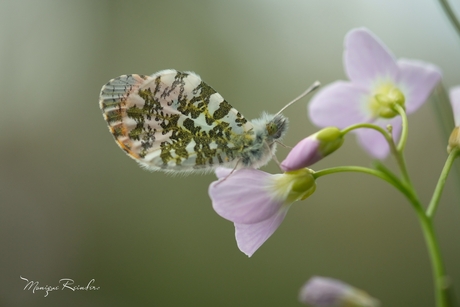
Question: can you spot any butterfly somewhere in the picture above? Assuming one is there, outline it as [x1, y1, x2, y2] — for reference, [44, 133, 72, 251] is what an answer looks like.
[99, 69, 318, 174]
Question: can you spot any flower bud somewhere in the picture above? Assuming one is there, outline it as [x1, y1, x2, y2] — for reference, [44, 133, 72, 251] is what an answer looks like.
[273, 168, 316, 203]
[449, 86, 460, 127]
[281, 127, 344, 171]
[448, 87, 460, 154]
[447, 127, 460, 154]
[299, 276, 380, 307]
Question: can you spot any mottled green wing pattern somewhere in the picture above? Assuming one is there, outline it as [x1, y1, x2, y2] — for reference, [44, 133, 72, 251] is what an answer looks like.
[99, 69, 256, 172]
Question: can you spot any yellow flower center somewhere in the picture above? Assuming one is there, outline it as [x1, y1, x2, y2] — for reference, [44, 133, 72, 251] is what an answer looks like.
[368, 83, 405, 118]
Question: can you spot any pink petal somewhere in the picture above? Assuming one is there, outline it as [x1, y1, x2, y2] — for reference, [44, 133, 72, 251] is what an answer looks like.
[299, 277, 352, 306]
[354, 116, 402, 159]
[209, 168, 284, 224]
[281, 136, 321, 171]
[215, 167, 233, 179]
[450, 86, 460, 126]
[308, 81, 372, 128]
[299, 277, 380, 307]
[396, 59, 442, 114]
[344, 28, 398, 88]
[234, 207, 289, 257]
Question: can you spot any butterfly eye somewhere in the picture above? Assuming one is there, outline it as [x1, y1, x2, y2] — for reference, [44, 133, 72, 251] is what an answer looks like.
[266, 122, 279, 137]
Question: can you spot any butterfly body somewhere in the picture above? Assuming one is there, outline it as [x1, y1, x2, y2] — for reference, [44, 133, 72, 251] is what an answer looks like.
[99, 69, 288, 173]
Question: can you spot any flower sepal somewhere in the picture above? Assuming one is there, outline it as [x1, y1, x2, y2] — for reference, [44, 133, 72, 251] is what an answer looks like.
[448, 127, 460, 154]
[316, 127, 344, 156]
[276, 168, 316, 202]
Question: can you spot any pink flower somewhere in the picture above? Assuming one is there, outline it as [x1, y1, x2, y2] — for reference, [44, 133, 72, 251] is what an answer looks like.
[281, 127, 344, 171]
[448, 86, 460, 153]
[299, 276, 380, 307]
[308, 28, 442, 159]
[208, 168, 316, 257]
[449, 86, 460, 127]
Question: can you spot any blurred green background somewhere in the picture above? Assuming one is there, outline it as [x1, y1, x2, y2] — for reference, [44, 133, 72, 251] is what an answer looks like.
[1, 1, 459, 306]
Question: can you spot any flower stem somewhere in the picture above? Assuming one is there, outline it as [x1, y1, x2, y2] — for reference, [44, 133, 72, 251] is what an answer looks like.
[313, 166, 409, 197]
[415, 203, 450, 307]
[314, 163, 451, 307]
[390, 148, 452, 307]
[394, 104, 408, 152]
[341, 122, 399, 155]
[388, 104, 415, 186]
[394, 150, 412, 186]
[427, 148, 460, 218]
[438, 0, 460, 39]
[389, 134, 450, 307]
[341, 123, 392, 142]
[313, 165, 386, 179]
[373, 161, 407, 194]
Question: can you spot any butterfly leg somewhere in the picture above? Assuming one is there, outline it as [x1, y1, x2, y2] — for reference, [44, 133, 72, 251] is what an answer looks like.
[271, 152, 283, 170]
[265, 141, 285, 171]
[275, 140, 292, 149]
[215, 159, 241, 185]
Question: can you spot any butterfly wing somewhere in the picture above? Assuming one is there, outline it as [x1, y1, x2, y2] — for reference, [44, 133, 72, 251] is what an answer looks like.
[99, 69, 254, 172]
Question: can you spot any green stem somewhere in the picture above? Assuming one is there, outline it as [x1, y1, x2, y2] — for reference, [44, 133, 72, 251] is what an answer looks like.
[373, 161, 407, 194]
[394, 151, 412, 186]
[416, 204, 450, 307]
[391, 164, 449, 307]
[389, 104, 413, 185]
[341, 123, 391, 142]
[394, 104, 409, 152]
[341, 122, 400, 157]
[438, 0, 460, 39]
[427, 148, 460, 218]
[314, 164, 450, 307]
[341, 122, 405, 161]
[386, 153, 450, 307]
[313, 166, 410, 199]
[314, 165, 386, 179]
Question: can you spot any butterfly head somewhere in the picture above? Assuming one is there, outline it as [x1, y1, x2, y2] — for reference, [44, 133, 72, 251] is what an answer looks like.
[265, 113, 289, 141]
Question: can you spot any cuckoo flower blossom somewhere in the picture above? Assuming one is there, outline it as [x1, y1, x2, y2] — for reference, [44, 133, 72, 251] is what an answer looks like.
[299, 276, 380, 307]
[208, 167, 316, 257]
[308, 28, 442, 159]
[448, 86, 460, 153]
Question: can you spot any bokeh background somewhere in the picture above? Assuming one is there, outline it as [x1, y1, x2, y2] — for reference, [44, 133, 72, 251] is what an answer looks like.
[1, 1, 459, 306]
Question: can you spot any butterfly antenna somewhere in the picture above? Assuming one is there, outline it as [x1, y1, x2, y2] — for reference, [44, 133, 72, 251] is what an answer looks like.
[275, 81, 321, 116]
